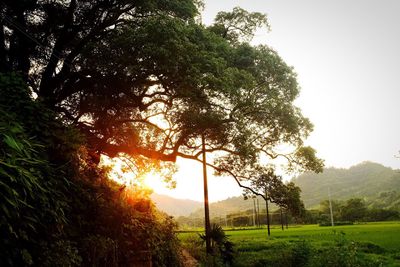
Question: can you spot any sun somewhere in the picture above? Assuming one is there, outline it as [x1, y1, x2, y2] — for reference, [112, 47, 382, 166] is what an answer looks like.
[141, 172, 164, 191]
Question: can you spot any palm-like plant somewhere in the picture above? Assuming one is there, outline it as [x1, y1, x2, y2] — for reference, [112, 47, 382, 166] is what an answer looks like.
[200, 224, 234, 266]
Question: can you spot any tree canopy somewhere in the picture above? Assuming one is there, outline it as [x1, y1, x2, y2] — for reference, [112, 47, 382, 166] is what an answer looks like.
[1, 0, 322, 182]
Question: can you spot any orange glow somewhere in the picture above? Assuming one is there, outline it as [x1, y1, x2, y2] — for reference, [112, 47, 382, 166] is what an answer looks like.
[141, 172, 162, 192]
[102, 154, 243, 202]
[101, 155, 171, 194]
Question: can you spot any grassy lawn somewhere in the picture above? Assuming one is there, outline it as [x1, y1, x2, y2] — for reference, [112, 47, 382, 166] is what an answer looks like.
[179, 222, 400, 266]
[226, 222, 400, 250]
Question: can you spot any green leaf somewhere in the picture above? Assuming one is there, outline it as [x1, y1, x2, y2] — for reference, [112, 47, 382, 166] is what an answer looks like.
[3, 134, 22, 152]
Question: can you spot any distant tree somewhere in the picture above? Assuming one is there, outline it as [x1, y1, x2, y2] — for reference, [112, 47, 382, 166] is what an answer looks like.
[240, 167, 306, 236]
[340, 198, 367, 222]
[249, 169, 285, 236]
[319, 199, 342, 222]
[366, 209, 399, 221]
[279, 182, 305, 227]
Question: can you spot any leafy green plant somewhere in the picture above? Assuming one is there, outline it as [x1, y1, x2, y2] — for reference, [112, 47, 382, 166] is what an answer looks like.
[200, 224, 235, 266]
[0, 73, 75, 266]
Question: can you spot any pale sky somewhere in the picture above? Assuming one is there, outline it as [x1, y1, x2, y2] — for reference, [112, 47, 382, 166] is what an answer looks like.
[147, 0, 400, 202]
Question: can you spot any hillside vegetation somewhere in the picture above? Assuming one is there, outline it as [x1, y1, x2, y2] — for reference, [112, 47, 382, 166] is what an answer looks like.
[293, 162, 400, 209]
[151, 193, 203, 217]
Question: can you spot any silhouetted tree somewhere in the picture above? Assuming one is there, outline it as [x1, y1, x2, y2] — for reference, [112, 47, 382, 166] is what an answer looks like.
[1, 1, 322, 176]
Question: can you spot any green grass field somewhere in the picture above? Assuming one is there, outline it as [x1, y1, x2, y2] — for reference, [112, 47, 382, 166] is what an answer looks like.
[179, 222, 400, 266]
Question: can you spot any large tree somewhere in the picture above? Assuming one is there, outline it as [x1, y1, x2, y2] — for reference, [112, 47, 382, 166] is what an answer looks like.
[1, 1, 322, 181]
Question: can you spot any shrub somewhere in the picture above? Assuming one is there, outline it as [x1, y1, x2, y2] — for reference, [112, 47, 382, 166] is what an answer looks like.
[0, 104, 72, 265]
[310, 231, 379, 267]
[356, 241, 386, 254]
[290, 240, 312, 267]
[199, 224, 235, 266]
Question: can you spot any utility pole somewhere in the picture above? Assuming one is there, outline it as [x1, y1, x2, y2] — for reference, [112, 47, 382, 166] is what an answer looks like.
[285, 211, 288, 229]
[253, 198, 257, 227]
[202, 134, 211, 253]
[257, 198, 260, 228]
[328, 187, 334, 227]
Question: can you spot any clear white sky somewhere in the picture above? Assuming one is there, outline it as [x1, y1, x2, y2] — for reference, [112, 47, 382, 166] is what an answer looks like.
[147, 0, 400, 202]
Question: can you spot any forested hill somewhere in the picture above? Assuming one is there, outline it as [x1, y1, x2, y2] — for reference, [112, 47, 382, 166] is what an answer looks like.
[151, 193, 250, 217]
[293, 161, 400, 208]
[188, 196, 271, 218]
[151, 193, 271, 218]
[151, 193, 202, 216]
[153, 162, 400, 217]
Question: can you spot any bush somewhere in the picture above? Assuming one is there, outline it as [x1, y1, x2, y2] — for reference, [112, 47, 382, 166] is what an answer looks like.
[309, 231, 380, 267]
[0, 75, 73, 265]
[291, 240, 312, 267]
[68, 160, 184, 267]
[193, 224, 235, 266]
[356, 241, 386, 254]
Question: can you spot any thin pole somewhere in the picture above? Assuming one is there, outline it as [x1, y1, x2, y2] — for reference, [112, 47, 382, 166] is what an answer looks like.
[257, 198, 260, 228]
[285, 211, 288, 229]
[253, 198, 257, 227]
[328, 187, 334, 227]
[202, 134, 211, 253]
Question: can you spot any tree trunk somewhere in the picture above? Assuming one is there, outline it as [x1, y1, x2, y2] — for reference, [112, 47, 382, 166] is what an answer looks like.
[280, 208, 284, 230]
[202, 134, 211, 254]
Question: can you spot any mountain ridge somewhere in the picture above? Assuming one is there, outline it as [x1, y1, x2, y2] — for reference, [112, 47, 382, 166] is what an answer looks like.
[151, 161, 400, 217]
[151, 193, 203, 216]
[293, 161, 400, 208]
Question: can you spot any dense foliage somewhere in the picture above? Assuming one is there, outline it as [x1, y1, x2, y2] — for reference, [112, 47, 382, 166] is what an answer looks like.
[319, 198, 399, 223]
[0, 73, 77, 266]
[0, 73, 182, 266]
[301, 197, 399, 225]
